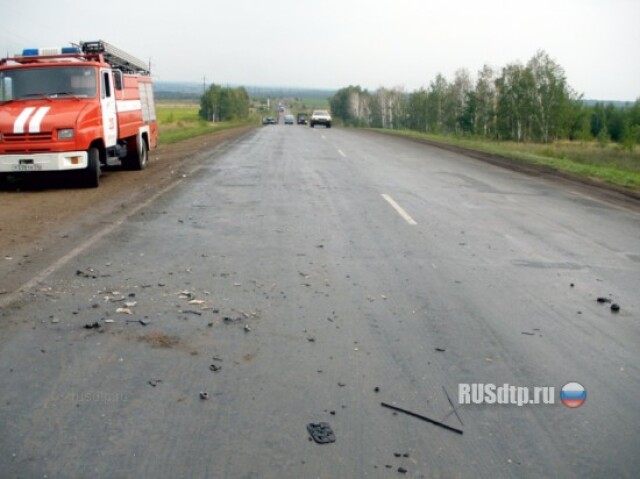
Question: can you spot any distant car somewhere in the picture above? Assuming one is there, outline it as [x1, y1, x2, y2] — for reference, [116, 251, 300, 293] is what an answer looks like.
[310, 110, 332, 128]
[297, 113, 307, 125]
[284, 114, 295, 125]
[262, 117, 277, 125]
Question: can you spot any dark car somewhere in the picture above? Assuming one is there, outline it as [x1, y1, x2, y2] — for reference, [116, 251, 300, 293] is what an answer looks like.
[297, 113, 307, 125]
[262, 117, 277, 125]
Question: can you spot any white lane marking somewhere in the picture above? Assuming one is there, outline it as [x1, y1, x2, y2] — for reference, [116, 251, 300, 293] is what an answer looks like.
[14, 107, 36, 133]
[29, 106, 50, 133]
[381, 194, 418, 225]
[338, 149, 346, 157]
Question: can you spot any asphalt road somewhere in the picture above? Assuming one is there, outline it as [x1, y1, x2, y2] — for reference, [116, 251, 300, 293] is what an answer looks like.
[1, 124, 639, 478]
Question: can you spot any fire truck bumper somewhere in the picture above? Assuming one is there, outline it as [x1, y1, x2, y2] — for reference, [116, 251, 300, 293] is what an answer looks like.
[0, 151, 88, 172]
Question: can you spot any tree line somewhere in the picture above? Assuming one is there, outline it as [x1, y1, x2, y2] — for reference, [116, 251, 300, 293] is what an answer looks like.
[199, 84, 250, 121]
[329, 50, 640, 147]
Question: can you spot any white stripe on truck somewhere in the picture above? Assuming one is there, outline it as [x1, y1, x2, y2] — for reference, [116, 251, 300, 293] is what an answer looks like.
[116, 100, 142, 113]
[13, 107, 36, 134]
[28, 107, 50, 133]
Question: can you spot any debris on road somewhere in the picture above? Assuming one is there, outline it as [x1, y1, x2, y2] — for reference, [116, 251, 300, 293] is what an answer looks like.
[521, 332, 535, 336]
[374, 387, 380, 393]
[307, 422, 336, 444]
[200, 391, 209, 400]
[116, 307, 134, 315]
[597, 297, 612, 304]
[181, 310, 202, 316]
[398, 467, 408, 474]
[84, 322, 100, 329]
[611, 303, 620, 312]
[148, 379, 162, 387]
[76, 268, 99, 279]
[435, 347, 446, 352]
[126, 319, 149, 326]
[381, 402, 464, 435]
[442, 386, 464, 426]
[244, 324, 251, 332]
[178, 291, 194, 300]
[209, 363, 222, 372]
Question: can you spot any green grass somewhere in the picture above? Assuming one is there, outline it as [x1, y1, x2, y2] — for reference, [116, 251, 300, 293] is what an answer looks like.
[373, 129, 640, 191]
[156, 103, 256, 145]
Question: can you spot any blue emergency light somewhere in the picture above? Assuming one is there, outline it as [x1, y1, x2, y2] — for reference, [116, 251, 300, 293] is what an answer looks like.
[22, 46, 81, 56]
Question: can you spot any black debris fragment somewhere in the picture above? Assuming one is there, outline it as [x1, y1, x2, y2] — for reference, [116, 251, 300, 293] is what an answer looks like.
[223, 316, 242, 323]
[307, 422, 336, 444]
[381, 402, 463, 435]
[398, 467, 408, 474]
[394, 453, 402, 458]
[338, 382, 346, 387]
[209, 364, 222, 372]
[307, 337, 316, 342]
[84, 322, 100, 329]
[611, 303, 620, 312]
[435, 347, 446, 352]
[200, 391, 209, 400]
[148, 379, 162, 387]
[76, 268, 99, 279]
[597, 297, 612, 304]
[126, 319, 149, 326]
[374, 387, 380, 393]
[521, 332, 535, 336]
[181, 310, 202, 316]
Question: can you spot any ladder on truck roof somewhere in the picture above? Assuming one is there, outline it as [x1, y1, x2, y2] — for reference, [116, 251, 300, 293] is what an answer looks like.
[80, 40, 150, 75]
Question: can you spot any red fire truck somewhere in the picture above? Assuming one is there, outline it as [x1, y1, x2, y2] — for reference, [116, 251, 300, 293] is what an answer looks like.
[0, 40, 157, 187]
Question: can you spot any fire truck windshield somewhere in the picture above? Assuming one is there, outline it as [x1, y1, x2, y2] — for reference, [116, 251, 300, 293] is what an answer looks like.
[0, 66, 97, 102]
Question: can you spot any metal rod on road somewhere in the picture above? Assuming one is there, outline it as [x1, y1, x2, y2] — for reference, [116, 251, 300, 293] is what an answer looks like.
[381, 402, 464, 435]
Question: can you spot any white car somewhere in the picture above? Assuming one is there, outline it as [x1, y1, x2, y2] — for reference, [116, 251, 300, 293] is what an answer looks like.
[310, 110, 332, 128]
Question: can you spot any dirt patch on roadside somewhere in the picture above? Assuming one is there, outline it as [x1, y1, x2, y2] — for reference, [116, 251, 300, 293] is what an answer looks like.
[0, 126, 255, 296]
[139, 330, 180, 349]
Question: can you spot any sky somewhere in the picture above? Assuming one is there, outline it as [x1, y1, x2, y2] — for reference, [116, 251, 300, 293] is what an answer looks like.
[2, 0, 638, 101]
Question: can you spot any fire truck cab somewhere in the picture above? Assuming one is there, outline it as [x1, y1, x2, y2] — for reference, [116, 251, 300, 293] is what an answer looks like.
[0, 40, 157, 187]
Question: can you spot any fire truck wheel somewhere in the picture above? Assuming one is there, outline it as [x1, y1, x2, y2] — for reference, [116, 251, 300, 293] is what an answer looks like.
[82, 147, 101, 188]
[124, 138, 148, 170]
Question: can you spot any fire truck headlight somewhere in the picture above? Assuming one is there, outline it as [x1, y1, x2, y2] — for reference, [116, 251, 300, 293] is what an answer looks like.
[58, 129, 75, 139]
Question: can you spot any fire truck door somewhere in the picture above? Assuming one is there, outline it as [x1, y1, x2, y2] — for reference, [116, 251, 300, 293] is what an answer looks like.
[100, 69, 117, 148]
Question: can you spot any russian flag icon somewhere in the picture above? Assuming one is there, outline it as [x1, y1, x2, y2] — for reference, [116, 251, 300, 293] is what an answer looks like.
[561, 382, 586, 408]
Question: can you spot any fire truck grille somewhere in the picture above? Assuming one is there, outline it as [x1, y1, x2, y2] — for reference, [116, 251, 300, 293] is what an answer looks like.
[4, 132, 54, 142]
